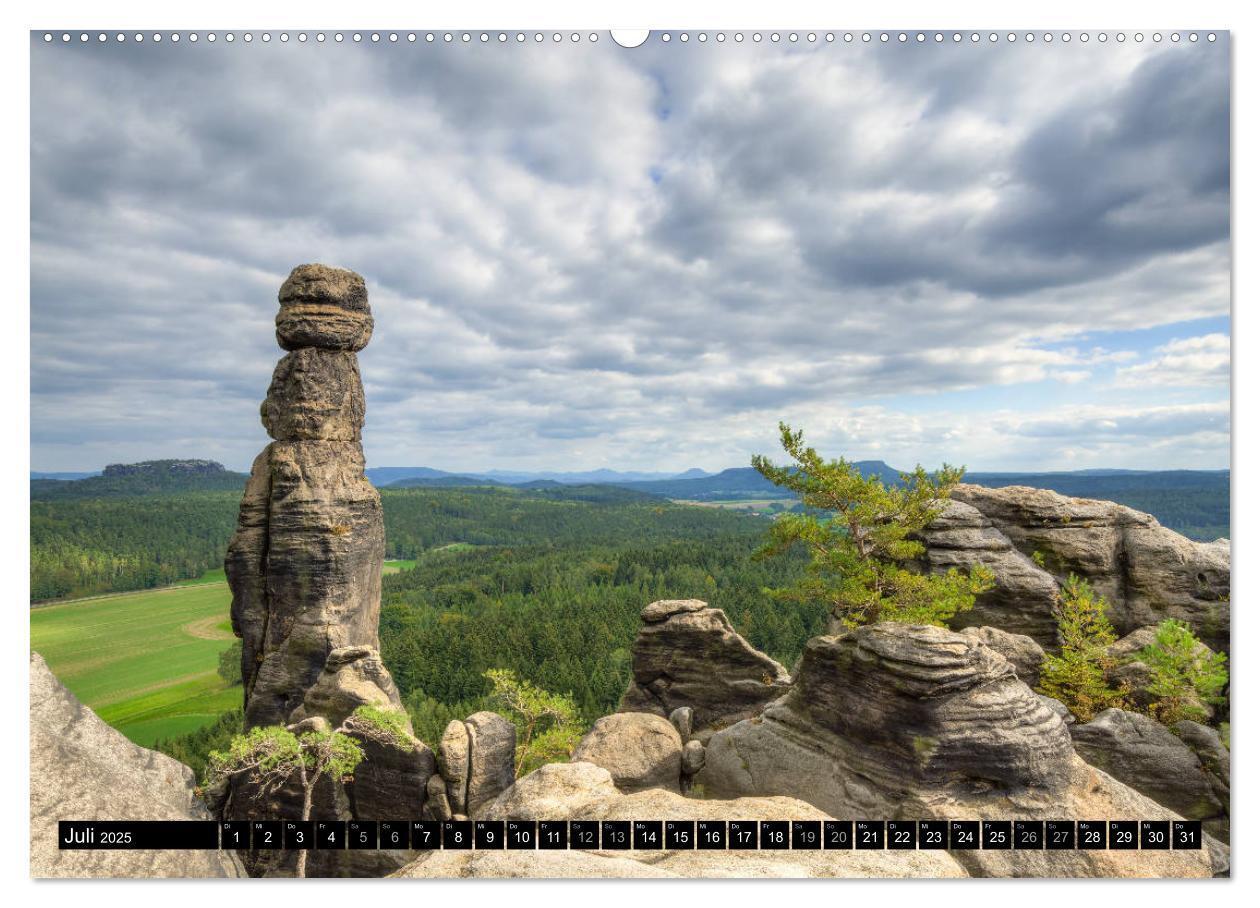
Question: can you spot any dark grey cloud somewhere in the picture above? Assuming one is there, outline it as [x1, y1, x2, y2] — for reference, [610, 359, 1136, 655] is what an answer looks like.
[30, 35, 1230, 472]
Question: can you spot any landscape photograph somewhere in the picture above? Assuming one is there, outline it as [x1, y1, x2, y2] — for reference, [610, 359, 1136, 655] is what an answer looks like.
[28, 27, 1230, 882]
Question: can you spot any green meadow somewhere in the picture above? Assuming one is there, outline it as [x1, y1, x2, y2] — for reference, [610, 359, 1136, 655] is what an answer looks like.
[31, 581, 239, 746]
[32, 560, 419, 746]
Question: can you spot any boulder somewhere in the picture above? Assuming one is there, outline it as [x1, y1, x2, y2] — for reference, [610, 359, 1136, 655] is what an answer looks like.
[950, 485, 1230, 650]
[619, 600, 791, 732]
[960, 625, 1046, 685]
[682, 739, 706, 776]
[1070, 708, 1228, 842]
[436, 712, 517, 819]
[465, 711, 518, 817]
[1172, 720, 1230, 807]
[572, 713, 682, 793]
[276, 262, 373, 352]
[438, 720, 471, 815]
[669, 705, 694, 741]
[30, 652, 246, 879]
[695, 624, 1212, 878]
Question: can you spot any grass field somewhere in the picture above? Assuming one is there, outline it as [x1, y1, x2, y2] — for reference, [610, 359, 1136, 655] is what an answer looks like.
[32, 559, 419, 747]
[31, 582, 239, 746]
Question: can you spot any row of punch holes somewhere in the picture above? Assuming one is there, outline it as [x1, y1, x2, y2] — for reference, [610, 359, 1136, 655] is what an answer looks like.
[43, 31, 1219, 46]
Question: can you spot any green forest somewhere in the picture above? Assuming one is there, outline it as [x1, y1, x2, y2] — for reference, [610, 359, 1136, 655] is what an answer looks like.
[31, 463, 1228, 777]
[380, 534, 816, 741]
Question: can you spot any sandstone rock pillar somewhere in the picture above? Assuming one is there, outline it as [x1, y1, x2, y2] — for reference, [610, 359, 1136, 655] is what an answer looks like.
[226, 263, 399, 729]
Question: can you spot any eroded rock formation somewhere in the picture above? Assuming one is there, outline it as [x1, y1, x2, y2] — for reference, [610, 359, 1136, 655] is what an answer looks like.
[929, 485, 1231, 651]
[30, 652, 246, 879]
[693, 622, 1214, 878]
[1070, 708, 1229, 842]
[221, 264, 436, 877]
[436, 711, 517, 819]
[618, 599, 791, 734]
[226, 264, 391, 729]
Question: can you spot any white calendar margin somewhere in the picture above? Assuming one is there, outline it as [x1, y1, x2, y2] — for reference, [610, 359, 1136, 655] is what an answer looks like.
[2, 1, 1252, 906]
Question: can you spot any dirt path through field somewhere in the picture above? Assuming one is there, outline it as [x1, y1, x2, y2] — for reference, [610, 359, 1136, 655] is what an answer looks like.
[181, 615, 236, 641]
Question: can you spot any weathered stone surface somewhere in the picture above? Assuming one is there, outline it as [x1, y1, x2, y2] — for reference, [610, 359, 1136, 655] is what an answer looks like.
[1070, 708, 1228, 842]
[425, 773, 453, 821]
[572, 713, 683, 793]
[262, 348, 365, 441]
[234, 440, 388, 728]
[669, 705, 694, 741]
[344, 729, 435, 825]
[221, 265, 417, 877]
[30, 652, 246, 879]
[619, 601, 791, 732]
[464, 711, 518, 817]
[289, 646, 408, 729]
[438, 720, 471, 814]
[695, 623, 1212, 878]
[1172, 720, 1230, 811]
[1038, 694, 1076, 725]
[950, 484, 1231, 650]
[681, 739, 706, 775]
[471, 762, 964, 879]
[276, 263, 373, 352]
[916, 499, 1063, 646]
[641, 598, 707, 623]
[226, 263, 395, 730]
[960, 625, 1046, 685]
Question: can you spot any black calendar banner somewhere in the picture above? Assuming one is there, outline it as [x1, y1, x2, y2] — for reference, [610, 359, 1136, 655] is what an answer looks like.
[58, 819, 1203, 851]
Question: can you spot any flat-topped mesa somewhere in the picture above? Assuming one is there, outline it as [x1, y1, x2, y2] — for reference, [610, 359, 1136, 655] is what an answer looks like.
[227, 264, 397, 731]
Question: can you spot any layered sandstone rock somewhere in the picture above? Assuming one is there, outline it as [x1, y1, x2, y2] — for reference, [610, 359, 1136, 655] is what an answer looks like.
[916, 499, 1063, 646]
[222, 264, 430, 877]
[959, 625, 1046, 686]
[1070, 708, 1228, 842]
[30, 653, 246, 879]
[947, 485, 1230, 650]
[695, 623, 1213, 878]
[618, 599, 791, 733]
[226, 263, 396, 729]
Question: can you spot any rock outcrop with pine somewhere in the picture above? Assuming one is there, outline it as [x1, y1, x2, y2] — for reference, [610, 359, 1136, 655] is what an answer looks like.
[918, 484, 1230, 650]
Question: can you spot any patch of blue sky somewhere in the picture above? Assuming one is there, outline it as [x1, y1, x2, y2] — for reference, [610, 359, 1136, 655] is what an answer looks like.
[1037, 316, 1230, 358]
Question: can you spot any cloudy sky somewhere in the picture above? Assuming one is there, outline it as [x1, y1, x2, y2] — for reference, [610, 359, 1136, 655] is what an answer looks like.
[30, 33, 1230, 474]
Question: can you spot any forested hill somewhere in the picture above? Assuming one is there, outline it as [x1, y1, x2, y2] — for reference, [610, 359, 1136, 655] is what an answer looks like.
[31, 459, 248, 499]
[30, 484, 764, 602]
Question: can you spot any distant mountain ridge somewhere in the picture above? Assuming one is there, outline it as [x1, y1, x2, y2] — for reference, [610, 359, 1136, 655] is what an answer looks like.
[614, 462, 905, 498]
[30, 459, 248, 499]
[32, 458, 1228, 540]
[365, 465, 711, 486]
